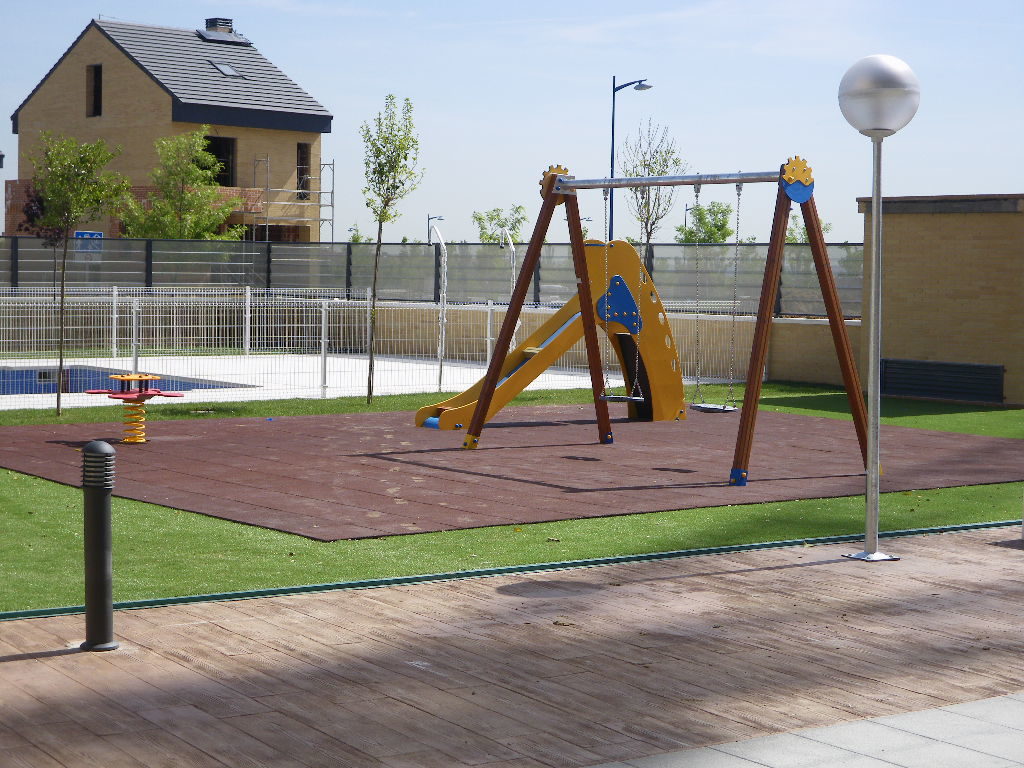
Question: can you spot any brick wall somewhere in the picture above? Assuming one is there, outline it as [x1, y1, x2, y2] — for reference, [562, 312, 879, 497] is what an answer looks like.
[858, 194, 1024, 404]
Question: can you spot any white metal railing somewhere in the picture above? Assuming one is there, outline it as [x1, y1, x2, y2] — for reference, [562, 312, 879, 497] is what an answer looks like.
[0, 288, 749, 410]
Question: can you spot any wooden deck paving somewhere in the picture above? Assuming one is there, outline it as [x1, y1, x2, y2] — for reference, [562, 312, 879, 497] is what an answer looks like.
[1, 527, 1023, 767]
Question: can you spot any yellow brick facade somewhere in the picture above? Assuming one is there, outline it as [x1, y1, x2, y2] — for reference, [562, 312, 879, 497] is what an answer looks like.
[11, 25, 324, 240]
[859, 195, 1023, 405]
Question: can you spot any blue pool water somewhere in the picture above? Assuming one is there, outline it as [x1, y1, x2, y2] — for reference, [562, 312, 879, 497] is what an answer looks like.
[0, 366, 240, 395]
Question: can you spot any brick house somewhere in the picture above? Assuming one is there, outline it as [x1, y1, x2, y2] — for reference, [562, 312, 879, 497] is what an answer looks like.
[6, 17, 333, 241]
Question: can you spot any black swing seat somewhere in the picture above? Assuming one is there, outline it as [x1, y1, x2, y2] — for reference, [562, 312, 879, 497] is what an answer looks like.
[690, 402, 738, 413]
[600, 394, 646, 403]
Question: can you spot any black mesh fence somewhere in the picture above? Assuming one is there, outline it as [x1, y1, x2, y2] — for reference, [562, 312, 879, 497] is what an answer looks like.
[0, 237, 863, 317]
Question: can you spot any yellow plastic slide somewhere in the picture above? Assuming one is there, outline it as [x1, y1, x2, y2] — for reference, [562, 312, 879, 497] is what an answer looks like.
[415, 240, 686, 430]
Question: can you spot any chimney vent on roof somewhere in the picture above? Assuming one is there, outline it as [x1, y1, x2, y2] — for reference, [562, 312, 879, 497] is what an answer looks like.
[197, 18, 251, 46]
[206, 18, 234, 32]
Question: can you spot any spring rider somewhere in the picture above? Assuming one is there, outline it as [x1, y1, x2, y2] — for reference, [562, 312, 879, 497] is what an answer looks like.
[86, 374, 183, 443]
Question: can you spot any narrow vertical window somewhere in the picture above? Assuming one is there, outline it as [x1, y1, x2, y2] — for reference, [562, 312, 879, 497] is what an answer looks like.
[86, 64, 103, 117]
[296, 142, 311, 200]
[205, 136, 236, 186]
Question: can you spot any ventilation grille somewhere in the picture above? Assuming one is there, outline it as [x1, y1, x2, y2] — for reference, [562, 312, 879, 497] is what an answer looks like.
[880, 359, 1005, 403]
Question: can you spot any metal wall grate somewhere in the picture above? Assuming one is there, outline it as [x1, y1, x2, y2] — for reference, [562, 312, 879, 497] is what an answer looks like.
[880, 358, 1005, 403]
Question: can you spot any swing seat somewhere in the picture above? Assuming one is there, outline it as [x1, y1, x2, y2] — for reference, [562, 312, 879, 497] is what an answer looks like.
[600, 394, 646, 404]
[690, 403, 738, 413]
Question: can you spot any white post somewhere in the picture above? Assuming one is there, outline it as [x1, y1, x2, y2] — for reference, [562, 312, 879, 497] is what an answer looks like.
[110, 286, 118, 359]
[320, 299, 328, 398]
[243, 285, 252, 355]
[130, 298, 140, 375]
[486, 299, 494, 361]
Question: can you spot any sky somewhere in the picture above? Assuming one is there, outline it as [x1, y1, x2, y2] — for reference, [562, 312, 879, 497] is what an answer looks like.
[2, 0, 1021, 243]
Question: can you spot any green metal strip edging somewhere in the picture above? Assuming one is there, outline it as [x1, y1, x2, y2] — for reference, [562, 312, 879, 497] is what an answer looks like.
[2, 518, 1020, 622]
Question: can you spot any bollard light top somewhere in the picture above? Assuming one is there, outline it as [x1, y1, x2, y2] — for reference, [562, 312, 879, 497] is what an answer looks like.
[82, 440, 116, 456]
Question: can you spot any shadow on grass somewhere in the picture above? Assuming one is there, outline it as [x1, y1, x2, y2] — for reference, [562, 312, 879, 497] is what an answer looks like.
[761, 392, 1013, 419]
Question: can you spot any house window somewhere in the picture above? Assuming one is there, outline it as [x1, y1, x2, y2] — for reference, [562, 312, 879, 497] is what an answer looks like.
[296, 142, 311, 200]
[86, 65, 102, 117]
[205, 136, 236, 187]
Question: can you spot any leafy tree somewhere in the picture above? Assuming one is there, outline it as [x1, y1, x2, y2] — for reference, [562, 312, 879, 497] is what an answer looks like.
[786, 214, 833, 243]
[120, 126, 243, 240]
[471, 205, 528, 242]
[348, 224, 373, 243]
[360, 94, 422, 402]
[620, 119, 686, 257]
[674, 201, 735, 244]
[22, 133, 129, 415]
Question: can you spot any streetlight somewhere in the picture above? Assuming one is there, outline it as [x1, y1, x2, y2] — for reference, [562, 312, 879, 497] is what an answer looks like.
[683, 203, 696, 234]
[609, 76, 652, 241]
[838, 54, 920, 563]
[427, 214, 444, 244]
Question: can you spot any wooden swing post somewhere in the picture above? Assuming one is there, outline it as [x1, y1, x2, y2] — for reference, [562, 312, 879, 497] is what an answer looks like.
[729, 181, 792, 486]
[463, 169, 612, 449]
[802, 195, 869, 466]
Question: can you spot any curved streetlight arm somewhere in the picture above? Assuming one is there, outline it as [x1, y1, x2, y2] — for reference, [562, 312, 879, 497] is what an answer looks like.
[614, 78, 648, 93]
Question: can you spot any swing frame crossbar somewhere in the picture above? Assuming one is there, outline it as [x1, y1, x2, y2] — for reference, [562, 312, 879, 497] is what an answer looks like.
[462, 161, 869, 491]
[553, 170, 779, 192]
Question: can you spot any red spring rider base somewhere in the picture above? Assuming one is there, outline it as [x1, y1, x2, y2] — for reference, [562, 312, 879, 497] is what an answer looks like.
[86, 374, 184, 443]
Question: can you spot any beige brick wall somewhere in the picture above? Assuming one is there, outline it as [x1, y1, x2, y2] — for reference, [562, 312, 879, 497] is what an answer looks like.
[768, 319, 863, 386]
[12, 25, 323, 238]
[860, 196, 1023, 404]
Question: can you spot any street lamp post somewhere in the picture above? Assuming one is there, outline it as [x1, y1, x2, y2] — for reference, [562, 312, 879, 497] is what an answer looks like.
[427, 214, 444, 244]
[838, 54, 920, 563]
[609, 76, 652, 241]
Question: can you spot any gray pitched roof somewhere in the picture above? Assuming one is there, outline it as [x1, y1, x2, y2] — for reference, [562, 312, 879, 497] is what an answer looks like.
[13, 18, 332, 134]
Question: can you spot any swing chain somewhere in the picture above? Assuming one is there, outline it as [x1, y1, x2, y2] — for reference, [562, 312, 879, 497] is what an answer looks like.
[692, 183, 704, 403]
[727, 180, 742, 406]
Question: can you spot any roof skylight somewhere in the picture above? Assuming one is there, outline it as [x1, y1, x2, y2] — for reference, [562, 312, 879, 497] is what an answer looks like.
[210, 61, 242, 77]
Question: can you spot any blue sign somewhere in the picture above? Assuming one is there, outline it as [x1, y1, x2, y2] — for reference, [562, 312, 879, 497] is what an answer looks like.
[73, 231, 103, 260]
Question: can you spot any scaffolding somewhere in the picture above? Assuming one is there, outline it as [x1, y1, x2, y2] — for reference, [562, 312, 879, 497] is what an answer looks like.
[248, 155, 335, 243]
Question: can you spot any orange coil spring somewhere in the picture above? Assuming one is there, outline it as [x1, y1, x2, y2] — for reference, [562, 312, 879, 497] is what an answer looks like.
[121, 401, 148, 443]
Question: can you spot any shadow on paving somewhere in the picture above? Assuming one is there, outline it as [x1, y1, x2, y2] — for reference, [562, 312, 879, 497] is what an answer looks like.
[2, 532, 1024, 767]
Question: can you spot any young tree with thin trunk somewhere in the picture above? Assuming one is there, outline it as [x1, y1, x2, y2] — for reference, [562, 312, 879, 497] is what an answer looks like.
[620, 119, 686, 266]
[120, 126, 243, 240]
[22, 133, 129, 415]
[360, 95, 422, 402]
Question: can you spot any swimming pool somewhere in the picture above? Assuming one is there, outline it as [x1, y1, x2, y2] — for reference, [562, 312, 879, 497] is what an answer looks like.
[0, 365, 243, 395]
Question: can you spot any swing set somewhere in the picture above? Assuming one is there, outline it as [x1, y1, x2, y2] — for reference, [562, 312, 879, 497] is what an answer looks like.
[442, 157, 869, 486]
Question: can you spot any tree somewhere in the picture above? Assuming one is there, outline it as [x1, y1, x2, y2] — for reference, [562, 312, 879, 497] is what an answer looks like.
[360, 94, 422, 402]
[674, 201, 735, 243]
[120, 126, 243, 240]
[620, 119, 686, 260]
[348, 224, 373, 243]
[22, 133, 129, 415]
[786, 214, 833, 243]
[471, 205, 528, 242]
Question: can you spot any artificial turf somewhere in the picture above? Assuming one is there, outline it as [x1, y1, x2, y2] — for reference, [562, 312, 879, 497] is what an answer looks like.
[1, 384, 1021, 613]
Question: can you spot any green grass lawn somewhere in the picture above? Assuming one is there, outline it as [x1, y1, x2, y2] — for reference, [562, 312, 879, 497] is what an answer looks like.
[1, 383, 1021, 613]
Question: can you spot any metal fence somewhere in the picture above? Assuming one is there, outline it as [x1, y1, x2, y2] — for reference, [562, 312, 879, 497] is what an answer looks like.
[0, 237, 863, 317]
[0, 239, 862, 410]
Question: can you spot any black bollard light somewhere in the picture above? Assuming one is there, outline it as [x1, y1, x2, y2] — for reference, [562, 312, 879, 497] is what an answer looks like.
[80, 440, 119, 651]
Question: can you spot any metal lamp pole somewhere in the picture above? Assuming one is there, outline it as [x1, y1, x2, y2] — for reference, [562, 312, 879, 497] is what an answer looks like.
[609, 76, 652, 241]
[427, 214, 443, 244]
[838, 54, 920, 562]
